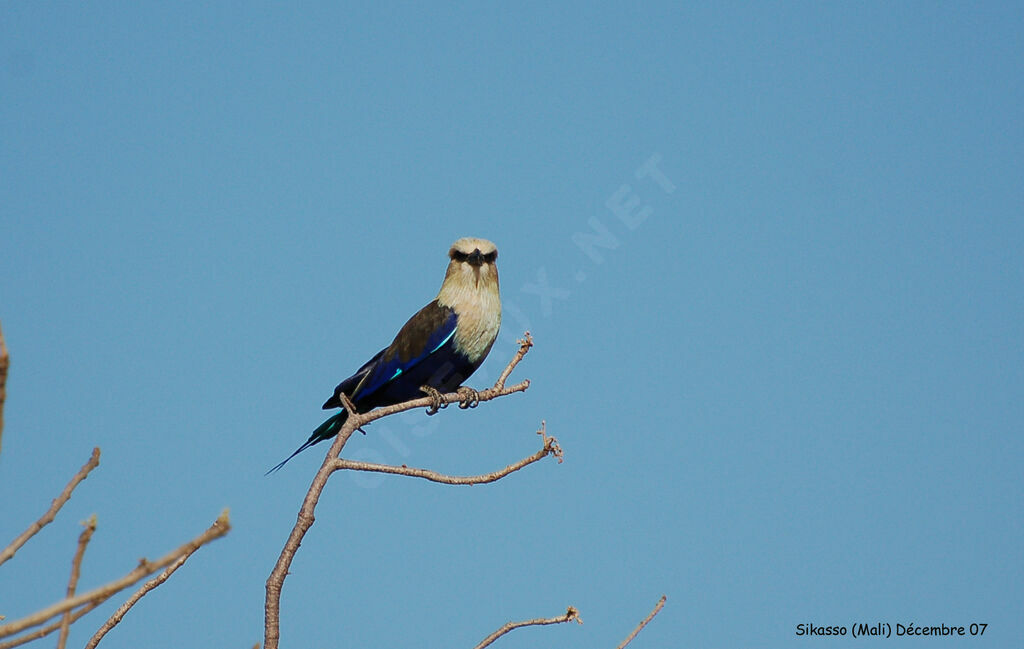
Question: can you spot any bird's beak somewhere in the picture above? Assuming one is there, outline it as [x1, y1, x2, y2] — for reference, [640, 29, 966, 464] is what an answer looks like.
[467, 249, 485, 286]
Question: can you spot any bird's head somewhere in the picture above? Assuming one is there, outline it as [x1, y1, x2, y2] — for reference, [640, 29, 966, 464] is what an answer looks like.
[440, 237, 499, 298]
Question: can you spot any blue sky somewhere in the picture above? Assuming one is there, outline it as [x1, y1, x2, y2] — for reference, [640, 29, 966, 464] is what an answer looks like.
[2, 3, 1022, 648]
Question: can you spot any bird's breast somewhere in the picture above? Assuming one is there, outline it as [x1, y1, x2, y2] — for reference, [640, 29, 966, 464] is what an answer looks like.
[451, 295, 501, 362]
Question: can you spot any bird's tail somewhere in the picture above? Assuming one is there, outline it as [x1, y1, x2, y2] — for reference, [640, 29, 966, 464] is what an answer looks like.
[266, 410, 349, 474]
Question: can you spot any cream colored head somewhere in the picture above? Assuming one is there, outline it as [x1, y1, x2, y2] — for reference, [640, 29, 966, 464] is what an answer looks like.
[437, 237, 500, 307]
[437, 237, 501, 360]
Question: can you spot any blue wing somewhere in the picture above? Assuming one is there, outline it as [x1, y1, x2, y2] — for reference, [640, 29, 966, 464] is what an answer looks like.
[323, 301, 458, 409]
[351, 308, 458, 401]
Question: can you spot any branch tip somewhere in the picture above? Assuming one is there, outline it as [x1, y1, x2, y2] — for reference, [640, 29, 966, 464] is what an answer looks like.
[0, 447, 102, 567]
[338, 392, 358, 417]
[537, 421, 563, 463]
[614, 595, 667, 649]
[56, 511, 98, 649]
[471, 604, 581, 649]
[216, 508, 231, 529]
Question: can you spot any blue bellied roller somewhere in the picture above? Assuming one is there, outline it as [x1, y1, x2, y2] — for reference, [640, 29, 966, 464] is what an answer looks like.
[269, 237, 502, 472]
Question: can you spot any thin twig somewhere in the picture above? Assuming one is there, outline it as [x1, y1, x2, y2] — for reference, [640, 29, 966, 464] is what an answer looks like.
[347, 377, 530, 426]
[0, 320, 8, 456]
[472, 606, 581, 649]
[337, 392, 358, 416]
[0, 510, 230, 639]
[0, 447, 101, 567]
[335, 422, 561, 484]
[83, 550, 192, 649]
[614, 595, 666, 649]
[337, 333, 533, 427]
[264, 335, 537, 649]
[56, 515, 97, 649]
[0, 601, 106, 649]
[494, 333, 532, 389]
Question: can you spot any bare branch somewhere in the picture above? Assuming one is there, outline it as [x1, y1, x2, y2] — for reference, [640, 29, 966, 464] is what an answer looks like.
[264, 416, 360, 649]
[83, 549, 192, 649]
[614, 595, 666, 649]
[0, 601, 106, 649]
[472, 606, 581, 649]
[0, 447, 101, 567]
[56, 515, 97, 649]
[0, 320, 8, 456]
[335, 422, 561, 484]
[0, 510, 230, 639]
[265, 335, 538, 649]
[351, 377, 530, 427]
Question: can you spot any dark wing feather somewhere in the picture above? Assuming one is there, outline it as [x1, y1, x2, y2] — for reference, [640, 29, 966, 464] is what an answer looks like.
[322, 301, 457, 409]
[322, 348, 386, 409]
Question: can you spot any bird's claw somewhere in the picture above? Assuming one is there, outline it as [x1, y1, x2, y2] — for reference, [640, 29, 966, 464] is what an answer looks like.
[456, 386, 480, 409]
[420, 385, 447, 415]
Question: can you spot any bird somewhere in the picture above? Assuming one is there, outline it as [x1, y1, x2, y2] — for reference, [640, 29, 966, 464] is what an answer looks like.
[269, 237, 502, 473]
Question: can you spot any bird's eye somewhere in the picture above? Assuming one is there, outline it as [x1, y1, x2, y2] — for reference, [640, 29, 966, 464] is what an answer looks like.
[482, 251, 497, 263]
[451, 250, 470, 262]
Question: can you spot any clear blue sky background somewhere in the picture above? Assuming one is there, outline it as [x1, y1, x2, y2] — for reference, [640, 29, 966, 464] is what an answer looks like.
[2, 3, 1022, 648]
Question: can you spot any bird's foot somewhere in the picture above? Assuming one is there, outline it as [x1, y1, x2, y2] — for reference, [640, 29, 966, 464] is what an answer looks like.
[420, 385, 447, 415]
[456, 386, 480, 409]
